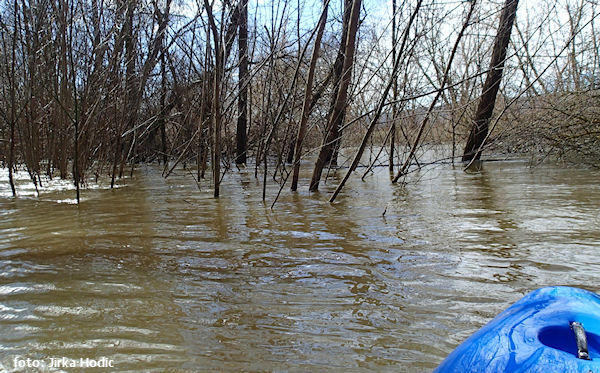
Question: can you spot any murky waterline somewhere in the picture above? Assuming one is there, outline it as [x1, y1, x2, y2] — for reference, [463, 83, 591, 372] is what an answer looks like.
[1, 161, 599, 371]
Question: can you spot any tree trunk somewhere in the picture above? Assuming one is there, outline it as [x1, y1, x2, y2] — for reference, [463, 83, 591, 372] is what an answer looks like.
[159, 49, 168, 166]
[236, 0, 248, 165]
[7, 0, 18, 197]
[309, 0, 360, 192]
[111, 0, 135, 187]
[204, 0, 223, 197]
[390, 0, 397, 173]
[462, 0, 519, 163]
[68, 0, 80, 204]
[291, 0, 329, 191]
[57, 0, 70, 179]
[331, 0, 425, 201]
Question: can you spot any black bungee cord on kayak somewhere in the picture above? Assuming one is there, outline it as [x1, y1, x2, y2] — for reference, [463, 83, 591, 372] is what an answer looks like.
[571, 321, 591, 360]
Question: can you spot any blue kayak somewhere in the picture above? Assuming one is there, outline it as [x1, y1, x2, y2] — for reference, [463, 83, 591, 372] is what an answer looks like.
[436, 286, 600, 372]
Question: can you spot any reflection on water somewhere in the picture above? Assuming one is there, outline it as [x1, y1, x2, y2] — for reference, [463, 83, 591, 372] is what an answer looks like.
[0, 162, 599, 371]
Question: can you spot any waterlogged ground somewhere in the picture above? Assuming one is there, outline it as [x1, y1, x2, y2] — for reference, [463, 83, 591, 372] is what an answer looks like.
[0, 161, 599, 371]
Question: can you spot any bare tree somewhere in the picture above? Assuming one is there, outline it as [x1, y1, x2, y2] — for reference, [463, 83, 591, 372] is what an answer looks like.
[309, 0, 361, 192]
[290, 0, 329, 191]
[462, 0, 519, 163]
[236, 0, 249, 165]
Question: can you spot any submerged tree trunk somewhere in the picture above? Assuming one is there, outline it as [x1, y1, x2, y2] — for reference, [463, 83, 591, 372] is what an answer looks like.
[309, 0, 360, 192]
[111, 0, 135, 188]
[204, 0, 223, 197]
[462, 0, 519, 163]
[291, 0, 329, 191]
[6, 0, 18, 197]
[69, 0, 80, 204]
[236, 0, 248, 165]
[159, 49, 168, 166]
[57, 0, 70, 179]
[331, 0, 425, 201]
[390, 0, 397, 174]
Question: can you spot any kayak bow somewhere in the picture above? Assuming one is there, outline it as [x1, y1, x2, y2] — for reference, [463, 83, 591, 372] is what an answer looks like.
[436, 286, 600, 372]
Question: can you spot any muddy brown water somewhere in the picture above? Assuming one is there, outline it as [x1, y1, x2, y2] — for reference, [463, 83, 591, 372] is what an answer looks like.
[1, 161, 599, 371]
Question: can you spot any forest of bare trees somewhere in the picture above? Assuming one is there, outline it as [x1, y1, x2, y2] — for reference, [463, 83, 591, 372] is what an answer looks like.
[1, 0, 600, 203]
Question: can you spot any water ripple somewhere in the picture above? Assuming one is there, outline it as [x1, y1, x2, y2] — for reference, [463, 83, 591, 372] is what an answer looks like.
[0, 163, 599, 370]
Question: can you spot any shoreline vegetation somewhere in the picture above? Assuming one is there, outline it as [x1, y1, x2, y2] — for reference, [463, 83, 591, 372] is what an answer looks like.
[1, 0, 599, 204]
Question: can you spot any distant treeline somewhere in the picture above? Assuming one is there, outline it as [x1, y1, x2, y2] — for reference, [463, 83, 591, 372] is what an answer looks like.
[1, 0, 598, 203]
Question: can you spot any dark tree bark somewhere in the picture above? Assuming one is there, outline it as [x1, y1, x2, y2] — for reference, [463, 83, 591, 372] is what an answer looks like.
[462, 0, 519, 163]
[322, 0, 352, 168]
[236, 0, 248, 165]
[309, 0, 360, 192]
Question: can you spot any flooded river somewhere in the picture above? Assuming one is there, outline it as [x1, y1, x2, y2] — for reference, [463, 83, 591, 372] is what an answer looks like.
[1, 161, 599, 371]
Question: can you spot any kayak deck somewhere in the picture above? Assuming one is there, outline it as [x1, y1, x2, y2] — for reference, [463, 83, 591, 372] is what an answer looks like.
[436, 286, 600, 372]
